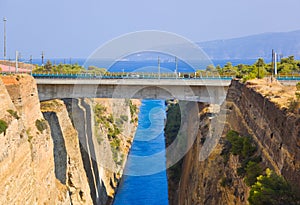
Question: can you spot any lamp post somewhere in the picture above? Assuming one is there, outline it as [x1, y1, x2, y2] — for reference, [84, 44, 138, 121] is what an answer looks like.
[3, 17, 7, 60]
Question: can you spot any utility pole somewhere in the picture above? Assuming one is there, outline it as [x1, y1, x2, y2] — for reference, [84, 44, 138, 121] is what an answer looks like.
[30, 55, 33, 74]
[271, 49, 274, 77]
[15, 51, 18, 73]
[175, 56, 178, 79]
[3, 17, 7, 60]
[158, 56, 161, 80]
[274, 52, 277, 76]
[41, 51, 44, 66]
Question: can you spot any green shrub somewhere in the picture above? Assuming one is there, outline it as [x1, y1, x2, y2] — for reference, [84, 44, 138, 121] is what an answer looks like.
[0, 119, 8, 135]
[220, 176, 232, 187]
[244, 161, 263, 186]
[287, 98, 300, 113]
[35, 119, 48, 132]
[115, 118, 123, 127]
[120, 115, 128, 122]
[7, 109, 20, 120]
[129, 100, 137, 117]
[296, 82, 300, 91]
[249, 168, 299, 205]
[242, 136, 257, 158]
[226, 130, 244, 155]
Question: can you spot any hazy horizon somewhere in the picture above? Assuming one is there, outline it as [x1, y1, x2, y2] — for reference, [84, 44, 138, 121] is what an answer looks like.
[1, 0, 300, 59]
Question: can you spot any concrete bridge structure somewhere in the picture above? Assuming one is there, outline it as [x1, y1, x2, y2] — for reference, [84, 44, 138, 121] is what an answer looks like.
[35, 78, 231, 104]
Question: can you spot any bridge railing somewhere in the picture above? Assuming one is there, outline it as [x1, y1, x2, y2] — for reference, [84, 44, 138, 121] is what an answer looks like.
[30, 72, 235, 80]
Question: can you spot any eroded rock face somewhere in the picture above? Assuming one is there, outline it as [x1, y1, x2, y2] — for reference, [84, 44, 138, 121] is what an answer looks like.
[42, 99, 93, 205]
[58, 98, 139, 205]
[167, 79, 300, 205]
[0, 75, 139, 205]
[0, 75, 71, 204]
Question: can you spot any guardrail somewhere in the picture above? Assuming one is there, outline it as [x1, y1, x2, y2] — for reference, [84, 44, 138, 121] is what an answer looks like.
[30, 73, 234, 80]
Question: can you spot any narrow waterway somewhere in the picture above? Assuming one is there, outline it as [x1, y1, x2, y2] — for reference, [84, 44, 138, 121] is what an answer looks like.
[113, 100, 169, 205]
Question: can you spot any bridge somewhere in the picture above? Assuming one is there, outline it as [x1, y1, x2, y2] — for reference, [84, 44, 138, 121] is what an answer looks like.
[35, 77, 231, 104]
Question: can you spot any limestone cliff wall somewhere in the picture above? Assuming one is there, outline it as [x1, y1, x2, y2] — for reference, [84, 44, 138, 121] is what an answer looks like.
[167, 79, 300, 205]
[58, 98, 138, 205]
[0, 75, 138, 205]
[0, 75, 71, 204]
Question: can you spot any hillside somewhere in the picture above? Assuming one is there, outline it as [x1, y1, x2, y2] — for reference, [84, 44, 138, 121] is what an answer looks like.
[198, 30, 300, 60]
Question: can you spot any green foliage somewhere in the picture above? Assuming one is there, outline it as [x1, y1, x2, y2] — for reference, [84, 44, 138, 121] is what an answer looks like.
[242, 136, 257, 158]
[249, 168, 300, 205]
[35, 119, 48, 132]
[226, 130, 244, 155]
[33, 62, 85, 74]
[220, 176, 232, 187]
[296, 82, 300, 91]
[0, 119, 8, 135]
[200, 56, 300, 80]
[87, 66, 107, 75]
[94, 103, 107, 125]
[129, 100, 137, 118]
[164, 103, 181, 146]
[7, 109, 19, 120]
[224, 130, 263, 187]
[287, 98, 300, 114]
[206, 64, 216, 72]
[110, 138, 121, 164]
[244, 161, 263, 186]
[120, 115, 128, 122]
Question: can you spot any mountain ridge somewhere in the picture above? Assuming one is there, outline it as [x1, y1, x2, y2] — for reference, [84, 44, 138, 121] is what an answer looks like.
[197, 30, 300, 60]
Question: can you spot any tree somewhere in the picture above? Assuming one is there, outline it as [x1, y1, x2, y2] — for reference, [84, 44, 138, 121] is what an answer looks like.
[44, 60, 53, 71]
[255, 58, 266, 79]
[244, 161, 262, 186]
[249, 168, 299, 205]
[206, 64, 216, 72]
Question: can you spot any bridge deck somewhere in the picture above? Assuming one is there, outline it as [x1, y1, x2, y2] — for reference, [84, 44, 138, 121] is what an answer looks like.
[35, 78, 232, 86]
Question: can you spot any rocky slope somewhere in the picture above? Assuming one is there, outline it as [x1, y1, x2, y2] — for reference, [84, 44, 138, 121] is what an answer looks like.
[0, 75, 138, 204]
[167, 79, 300, 205]
[0, 75, 71, 204]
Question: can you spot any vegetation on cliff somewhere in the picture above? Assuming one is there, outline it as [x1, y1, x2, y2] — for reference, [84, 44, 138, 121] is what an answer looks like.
[249, 168, 300, 205]
[199, 55, 300, 81]
[164, 101, 183, 201]
[223, 130, 299, 204]
[288, 81, 300, 114]
[222, 130, 261, 187]
[0, 119, 8, 135]
[93, 100, 137, 166]
[35, 119, 48, 133]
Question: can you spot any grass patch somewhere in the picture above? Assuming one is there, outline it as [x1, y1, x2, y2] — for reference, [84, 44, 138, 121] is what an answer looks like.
[7, 109, 20, 119]
[35, 119, 48, 133]
[0, 119, 8, 135]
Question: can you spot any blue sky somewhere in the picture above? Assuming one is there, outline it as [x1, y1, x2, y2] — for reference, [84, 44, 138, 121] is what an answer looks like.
[1, 0, 300, 59]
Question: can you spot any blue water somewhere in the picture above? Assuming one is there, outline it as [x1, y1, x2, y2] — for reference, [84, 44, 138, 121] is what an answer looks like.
[113, 100, 169, 205]
[28, 58, 265, 72]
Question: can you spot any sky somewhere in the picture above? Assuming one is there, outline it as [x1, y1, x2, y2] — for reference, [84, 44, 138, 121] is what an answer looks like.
[0, 0, 300, 59]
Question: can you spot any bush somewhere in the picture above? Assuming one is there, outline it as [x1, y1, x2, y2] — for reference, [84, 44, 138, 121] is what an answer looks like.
[287, 98, 300, 113]
[296, 82, 300, 91]
[35, 119, 48, 132]
[244, 161, 262, 186]
[0, 119, 8, 135]
[249, 168, 299, 205]
[7, 109, 20, 120]
[226, 130, 244, 155]
[129, 100, 137, 117]
[120, 115, 128, 122]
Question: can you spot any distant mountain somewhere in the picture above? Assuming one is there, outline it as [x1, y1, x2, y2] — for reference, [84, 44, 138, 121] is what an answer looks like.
[198, 30, 300, 60]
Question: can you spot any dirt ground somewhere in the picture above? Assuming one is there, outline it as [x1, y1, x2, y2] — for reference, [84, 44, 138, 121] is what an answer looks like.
[246, 78, 298, 110]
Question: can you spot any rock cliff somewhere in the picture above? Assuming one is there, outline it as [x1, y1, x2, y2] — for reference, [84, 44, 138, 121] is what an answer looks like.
[0, 75, 138, 205]
[0, 75, 71, 204]
[167, 79, 300, 205]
